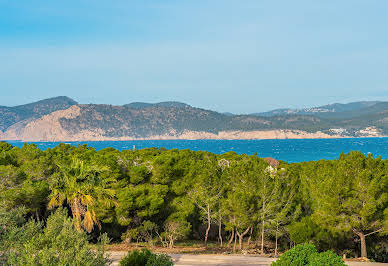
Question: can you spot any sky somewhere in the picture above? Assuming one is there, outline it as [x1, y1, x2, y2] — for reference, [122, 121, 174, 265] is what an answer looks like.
[1, 0, 388, 113]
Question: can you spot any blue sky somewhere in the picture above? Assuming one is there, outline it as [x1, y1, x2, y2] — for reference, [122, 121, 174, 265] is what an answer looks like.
[1, 0, 388, 113]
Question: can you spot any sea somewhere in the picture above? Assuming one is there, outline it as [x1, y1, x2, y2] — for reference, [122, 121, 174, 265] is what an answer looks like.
[5, 138, 388, 163]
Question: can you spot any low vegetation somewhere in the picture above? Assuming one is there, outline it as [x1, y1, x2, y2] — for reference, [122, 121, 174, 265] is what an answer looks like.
[0, 207, 109, 265]
[119, 249, 173, 266]
[0, 141, 387, 262]
[272, 244, 345, 266]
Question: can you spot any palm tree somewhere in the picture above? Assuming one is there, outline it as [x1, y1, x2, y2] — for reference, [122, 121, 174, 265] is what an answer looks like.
[48, 157, 115, 232]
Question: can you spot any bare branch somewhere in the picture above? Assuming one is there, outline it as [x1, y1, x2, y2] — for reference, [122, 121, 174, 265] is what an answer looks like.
[365, 228, 383, 237]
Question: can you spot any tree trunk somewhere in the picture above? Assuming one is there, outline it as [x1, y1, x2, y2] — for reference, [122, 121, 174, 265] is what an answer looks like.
[72, 198, 82, 231]
[233, 231, 237, 253]
[353, 230, 368, 259]
[237, 230, 243, 250]
[275, 224, 279, 257]
[227, 229, 234, 248]
[169, 236, 174, 249]
[205, 205, 211, 246]
[236, 227, 251, 250]
[218, 215, 223, 247]
[35, 209, 40, 222]
[260, 195, 266, 254]
[355, 228, 383, 259]
[261, 218, 265, 254]
[359, 232, 367, 259]
[247, 226, 253, 248]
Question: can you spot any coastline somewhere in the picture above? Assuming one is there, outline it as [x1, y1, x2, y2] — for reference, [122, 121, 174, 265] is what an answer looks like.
[0, 105, 385, 142]
[1, 129, 385, 142]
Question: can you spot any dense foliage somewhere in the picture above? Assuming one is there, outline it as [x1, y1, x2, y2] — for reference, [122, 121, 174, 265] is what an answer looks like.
[119, 248, 173, 266]
[0, 142, 387, 261]
[272, 244, 345, 266]
[0, 206, 109, 265]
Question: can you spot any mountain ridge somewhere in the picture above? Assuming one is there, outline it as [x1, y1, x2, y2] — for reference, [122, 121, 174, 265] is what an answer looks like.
[253, 101, 384, 117]
[124, 101, 191, 109]
[0, 96, 77, 132]
[0, 97, 387, 141]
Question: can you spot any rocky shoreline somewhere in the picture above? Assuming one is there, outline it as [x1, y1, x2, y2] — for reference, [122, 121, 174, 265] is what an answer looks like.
[0, 128, 385, 142]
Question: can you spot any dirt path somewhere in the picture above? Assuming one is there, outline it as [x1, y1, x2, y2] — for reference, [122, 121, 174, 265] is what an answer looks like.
[107, 251, 386, 266]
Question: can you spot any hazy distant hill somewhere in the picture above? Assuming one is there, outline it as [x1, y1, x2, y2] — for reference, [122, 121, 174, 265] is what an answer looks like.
[255, 101, 383, 118]
[124, 101, 190, 109]
[252, 101, 388, 135]
[0, 97, 387, 141]
[0, 96, 77, 131]
[318, 102, 388, 119]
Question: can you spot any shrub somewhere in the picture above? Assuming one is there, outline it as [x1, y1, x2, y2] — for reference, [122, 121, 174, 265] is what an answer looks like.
[121, 228, 140, 243]
[119, 248, 173, 266]
[145, 253, 173, 266]
[121, 221, 158, 245]
[120, 249, 152, 266]
[272, 244, 317, 265]
[308, 250, 346, 266]
[2, 208, 110, 266]
[272, 244, 345, 266]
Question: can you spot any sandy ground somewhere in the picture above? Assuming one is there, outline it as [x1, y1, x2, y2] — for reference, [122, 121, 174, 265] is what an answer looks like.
[107, 251, 387, 266]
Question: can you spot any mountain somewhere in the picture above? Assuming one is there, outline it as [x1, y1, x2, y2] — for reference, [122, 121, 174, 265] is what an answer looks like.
[254, 101, 383, 118]
[222, 112, 235, 116]
[0, 96, 77, 132]
[124, 101, 190, 109]
[0, 98, 387, 141]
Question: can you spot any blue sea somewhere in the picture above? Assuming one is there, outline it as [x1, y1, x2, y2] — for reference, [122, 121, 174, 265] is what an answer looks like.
[5, 138, 388, 163]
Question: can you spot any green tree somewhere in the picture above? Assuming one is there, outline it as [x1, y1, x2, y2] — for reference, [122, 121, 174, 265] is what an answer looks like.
[0, 144, 51, 220]
[162, 220, 191, 248]
[306, 152, 388, 258]
[48, 157, 114, 232]
[223, 156, 259, 251]
[267, 164, 302, 256]
[0, 142, 13, 165]
[187, 154, 223, 246]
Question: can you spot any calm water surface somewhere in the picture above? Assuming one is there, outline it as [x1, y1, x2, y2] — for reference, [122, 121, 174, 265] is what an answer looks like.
[6, 138, 388, 163]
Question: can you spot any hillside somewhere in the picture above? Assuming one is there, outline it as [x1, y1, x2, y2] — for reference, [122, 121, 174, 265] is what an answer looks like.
[0, 96, 77, 132]
[0, 98, 387, 141]
[255, 101, 383, 117]
[124, 101, 191, 109]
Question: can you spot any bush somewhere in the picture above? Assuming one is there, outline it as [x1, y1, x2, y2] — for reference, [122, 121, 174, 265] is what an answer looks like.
[272, 244, 317, 265]
[145, 253, 173, 266]
[1, 208, 110, 266]
[119, 248, 173, 266]
[308, 250, 346, 266]
[272, 244, 345, 266]
[120, 249, 152, 266]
